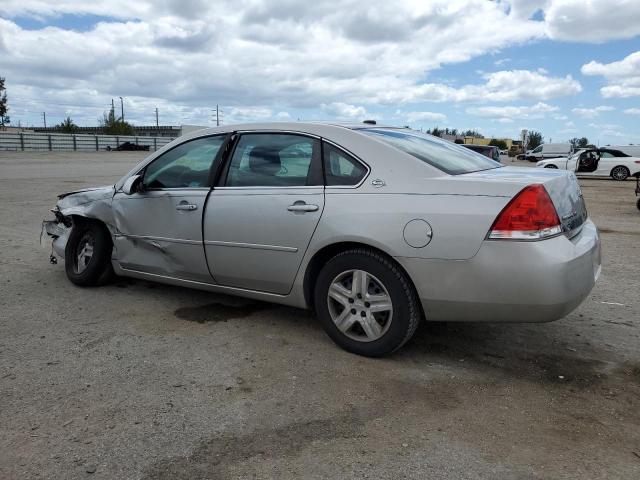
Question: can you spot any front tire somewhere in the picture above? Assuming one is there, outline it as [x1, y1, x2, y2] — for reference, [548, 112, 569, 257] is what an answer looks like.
[611, 166, 630, 181]
[313, 249, 421, 357]
[65, 221, 114, 286]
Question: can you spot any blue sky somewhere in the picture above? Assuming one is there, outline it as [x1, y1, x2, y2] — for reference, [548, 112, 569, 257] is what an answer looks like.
[1, 1, 639, 145]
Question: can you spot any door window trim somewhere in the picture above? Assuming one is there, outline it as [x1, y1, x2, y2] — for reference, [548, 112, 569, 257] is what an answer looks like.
[136, 133, 229, 191]
[216, 131, 324, 189]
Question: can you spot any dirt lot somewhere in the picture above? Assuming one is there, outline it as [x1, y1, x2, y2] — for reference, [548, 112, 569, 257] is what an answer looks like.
[1, 151, 638, 479]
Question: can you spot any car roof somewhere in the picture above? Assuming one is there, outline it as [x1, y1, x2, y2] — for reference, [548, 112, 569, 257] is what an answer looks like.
[179, 121, 405, 139]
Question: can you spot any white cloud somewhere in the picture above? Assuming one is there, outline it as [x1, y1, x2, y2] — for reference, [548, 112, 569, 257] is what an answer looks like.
[581, 51, 640, 98]
[376, 70, 581, 104]
[624, 108, 640, 115]
[404, 111, 447, 123]
[0, 1, 584, 126]
[226, 107, 273, 123]
[571, 106, 615, 118]
[321, 102, 367, 120]
[466, 102, 559, 122]
[587, 122, 625, 137]
[544, 0, 640, 43]
[0, 0, 637, 128]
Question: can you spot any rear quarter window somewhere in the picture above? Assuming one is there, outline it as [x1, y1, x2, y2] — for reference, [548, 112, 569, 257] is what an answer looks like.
[361, 129, 501, 175]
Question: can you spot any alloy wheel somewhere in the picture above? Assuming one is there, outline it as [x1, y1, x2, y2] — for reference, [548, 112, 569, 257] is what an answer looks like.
[327, 269, 393, 342]
[611, 166, 629, 181]
[75, 232, 95, 274]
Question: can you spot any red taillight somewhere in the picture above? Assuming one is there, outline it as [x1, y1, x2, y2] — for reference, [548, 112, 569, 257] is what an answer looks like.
[488, 184, 562, 240]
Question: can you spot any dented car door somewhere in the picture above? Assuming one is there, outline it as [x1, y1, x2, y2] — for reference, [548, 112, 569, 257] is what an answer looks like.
[112, 135, 226, 282]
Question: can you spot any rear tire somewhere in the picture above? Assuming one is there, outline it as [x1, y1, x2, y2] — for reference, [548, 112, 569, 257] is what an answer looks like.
[313, 248, 421, 357]
[611, 166, 630, 181]
[65, 221, 114, 287]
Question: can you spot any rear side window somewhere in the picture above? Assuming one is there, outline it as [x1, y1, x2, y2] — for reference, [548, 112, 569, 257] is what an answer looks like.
[225, 133, 322, 187]
[361, 129, 500, 175]
[323, 143, 368, 186]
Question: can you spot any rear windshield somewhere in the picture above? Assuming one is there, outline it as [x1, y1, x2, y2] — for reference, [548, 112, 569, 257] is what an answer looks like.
[362, 129, 501, 175]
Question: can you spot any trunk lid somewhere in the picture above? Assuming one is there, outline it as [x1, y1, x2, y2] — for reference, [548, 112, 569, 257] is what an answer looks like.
[459, 166, 587, 236]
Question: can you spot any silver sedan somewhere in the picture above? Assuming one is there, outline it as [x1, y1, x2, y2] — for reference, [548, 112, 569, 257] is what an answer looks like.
[43, 122, 601, 356]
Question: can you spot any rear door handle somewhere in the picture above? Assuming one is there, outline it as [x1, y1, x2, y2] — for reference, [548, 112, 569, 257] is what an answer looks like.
[176, 203, 198, 211]
[287, 203, 319, 212]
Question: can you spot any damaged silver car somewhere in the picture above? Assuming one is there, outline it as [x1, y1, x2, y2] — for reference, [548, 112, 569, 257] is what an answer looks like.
[44, 122, 601, 357]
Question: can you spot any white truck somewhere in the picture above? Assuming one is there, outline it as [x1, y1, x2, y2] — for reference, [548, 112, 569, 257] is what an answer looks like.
[524, 143, 572, 162]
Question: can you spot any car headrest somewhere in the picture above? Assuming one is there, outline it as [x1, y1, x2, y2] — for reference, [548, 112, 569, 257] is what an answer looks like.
[248, 147, 281, 176]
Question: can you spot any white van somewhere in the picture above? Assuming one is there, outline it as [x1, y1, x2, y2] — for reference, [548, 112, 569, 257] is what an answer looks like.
[525, 143, 572, 162]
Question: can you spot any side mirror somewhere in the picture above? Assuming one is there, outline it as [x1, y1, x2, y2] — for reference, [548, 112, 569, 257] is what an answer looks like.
[122, 174, 143, 195]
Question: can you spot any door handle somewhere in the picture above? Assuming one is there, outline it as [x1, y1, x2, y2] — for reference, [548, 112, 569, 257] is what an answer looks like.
[176, 203, 198, 211]
[287, 203, 319, 212]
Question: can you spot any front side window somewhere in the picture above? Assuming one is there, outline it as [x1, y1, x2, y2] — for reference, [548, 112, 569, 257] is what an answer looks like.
[532, 146, 543, 153]
[323, 143, 368, 186]
[361, 129, 500, 175]
[225, 134, 321, 187]
[143, 136, 225, 189]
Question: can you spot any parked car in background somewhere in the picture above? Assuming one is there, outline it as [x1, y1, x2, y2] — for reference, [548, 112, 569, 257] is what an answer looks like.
[523, 143, 572, 162]
[536, 148, 640, 180]
[606, 145, 640, 157]
[107, 142, 150, 152]
[461, 144, 500, 162]
[499, 149, 508, 156]
[43, 122, 600, 357]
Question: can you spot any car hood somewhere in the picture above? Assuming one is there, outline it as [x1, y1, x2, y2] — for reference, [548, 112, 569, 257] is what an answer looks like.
[57, 185, 115, 211]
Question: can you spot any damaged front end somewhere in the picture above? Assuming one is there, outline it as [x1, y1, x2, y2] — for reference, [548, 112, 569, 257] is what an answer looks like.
[42, 207, 73, 261]
[42, 186, 117, 263]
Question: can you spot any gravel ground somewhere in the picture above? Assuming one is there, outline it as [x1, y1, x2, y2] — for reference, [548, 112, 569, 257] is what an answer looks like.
[0, 151, 638, 479]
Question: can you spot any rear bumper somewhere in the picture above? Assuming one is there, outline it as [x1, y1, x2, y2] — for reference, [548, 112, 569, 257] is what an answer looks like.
[396, 219, 601, 322]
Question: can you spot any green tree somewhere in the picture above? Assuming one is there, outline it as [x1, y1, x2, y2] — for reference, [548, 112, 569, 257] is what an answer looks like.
[489, 139, 508, 150]
[99, 109, 134, 135]
[527, 131, 543, 150]
[56, 116, 78, 133]
[570, 137, 589, 149]
[462, 129, 484, 138]
[0, 77, 9, 127]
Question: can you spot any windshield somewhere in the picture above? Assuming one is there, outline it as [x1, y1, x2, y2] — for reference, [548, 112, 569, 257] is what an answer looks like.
[361, 128, 501, 175]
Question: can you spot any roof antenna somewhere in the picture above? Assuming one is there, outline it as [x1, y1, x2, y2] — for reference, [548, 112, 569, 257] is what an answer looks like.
[362, 120, 376, 125]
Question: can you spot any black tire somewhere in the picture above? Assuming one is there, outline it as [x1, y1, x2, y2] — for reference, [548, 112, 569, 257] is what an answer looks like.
[610, 166, 630, 181]
[313, 248, 421, 357]
[637, 198, 640, 211]
[65, 220, 114, 287]
[544, 164, 558, 169]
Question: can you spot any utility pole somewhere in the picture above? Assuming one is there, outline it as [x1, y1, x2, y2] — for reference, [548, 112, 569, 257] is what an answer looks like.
[111, 98, 115, 117]
[42, 112, 47, 128]
[119, 97, 124, 122]
[155, 107, 159, 128]
[211, 105, 223, 126]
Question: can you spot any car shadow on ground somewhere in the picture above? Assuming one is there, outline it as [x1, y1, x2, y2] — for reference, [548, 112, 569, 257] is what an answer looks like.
[107, 277, 636, 390]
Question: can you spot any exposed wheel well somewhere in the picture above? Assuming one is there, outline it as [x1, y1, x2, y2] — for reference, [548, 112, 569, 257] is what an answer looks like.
[303, 241, 418, 312]
[69, 216, 113, 243]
